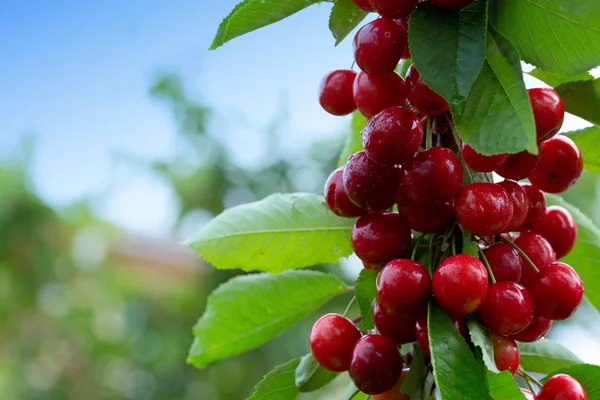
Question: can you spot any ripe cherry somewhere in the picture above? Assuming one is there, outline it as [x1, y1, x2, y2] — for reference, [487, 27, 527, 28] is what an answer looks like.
[362, 106, 424, 165]
[376, 259, 432, 317]
[482, 242, 522, 282]
[455, 183, 514, 236]
[352, 212, 412, 265]
[349, 334, 403, 395]
[492, 333, 520, 375]
[363, 262, 383, 272]
[432, 254, 488, 316]
[370, 0, 420, 19]
[461, 144, 509, 173]
[318, 70, 357, 116]
[309, 313, 362, 372]
[353, 0, 375, 11]
[373, 302, 417, 345]
[399, 147, 463, 203]
[430, 0, 473, 8]
[325, 167, 368, 218]
[405, 66, 449, 116]
[529, 88, 564, 142]
[498, 180, 529, 232]
[514, 232, 556, 288]
[529, 262, 584, 321]
[353, 18, 407, 76]
[372, 369, 410, 400]
[533, 206, 577, 259]
[529, 136, 584, 194]
[520, 184, 547, 230]
[496, 150, 541, 181]
[399, 200, 454, 233]
[415, 314, 466, 359]
[354, 71, 407, 118]
[510, 314, 552, 343]
[521, 389, 537, 400]
[478, 282, 534, 335]
[538, 374, 587, 400]
[343, 150, 399, 210]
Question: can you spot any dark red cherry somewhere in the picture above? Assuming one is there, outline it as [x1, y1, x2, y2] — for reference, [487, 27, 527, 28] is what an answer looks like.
[521, 389, 536, 400]
[461, 144, 509, 173]
[454, 183, 514, 236]
[349, 334, 403, 395]
[529, 88, 564, 142]
[405, 65, 449, 116]
[372, 369, 411, 400]
[538, 374, 587, 400]
[399, 200, 454, 233]
[496, 150, 542, 181]
[498, 180, 529, 232]
[430, 0, 473, 8]
[362, 106, 424, 165]
[353, 18, 407, 76]
[520, 183, 547, 230]
[363, 262, 384, 272]
[492, 334, 520, 375]
[353, 0, 375, 11]
[318, 70, 357, 116]
[529, 262, 584, 321]
[478, 282, 534, 335]
[415, 314, 466, 359]
[373, 302, 417, 345]
[309, 313, 362, 372]
[514, 232, 556, 289]
[370, 0, 420, 19]
[325, 167, 369, 217]
[399, 147, 463, 203]
[533, 206, 577, 259]
[482, 242, 522, 282]
[510, 314, 552, 343]
[376, 259, 432, 317]
[432, 254, 488, 316]
[343, 150, 399, 210]
[352, 212, 412, 265]
[354, 71, 407, 118]
[529, 136, 584, 194]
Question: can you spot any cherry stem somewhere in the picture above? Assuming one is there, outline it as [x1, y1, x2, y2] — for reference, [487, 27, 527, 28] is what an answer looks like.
[524, 375, 537, 394]
[348, 389, 361, 400]
[498, 237, 540, 273]
[445, 112, 474, 183]
[477, 246, 497, 284]
[451, 233, 457, 255]
[343, 296, 357, 318]
[518, 367, 544, 388]
[426, 117, 433, 149]
[411, 233, 426, 261]
[427, 234, 436, 275]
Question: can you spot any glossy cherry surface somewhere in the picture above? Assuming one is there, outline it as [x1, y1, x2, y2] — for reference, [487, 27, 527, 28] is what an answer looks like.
[430, 0, 473, 8]
[529, 262, 584, 321]
[454, 183, 514, 236]
[309, 313, 362, 372]
[478, 282, 534, 335]
[354, 71, 407, 118]
[529, 88, 565, 142]
[514, 232, 556, 288]
[415, 314, 466, 359]
[461, 144, 509, 173]
[533, 206, 577, 259]
[370, 0, 420, 19]
[353, 18, 407, 76]
[520, 183, 547, 230]
[498, 180, 529, 232]
[510, 314, 552, 343]
[373, 302, 417, 345]
[353, 0, 375, 11]
[405, 65, 449, 116]
[352, 212, 412, 265]
[521, 389, 537, 400]
[496, 150, 541, 181]
[399, 200, 454, 233]
[538, 374, 587, 400]
[324, 167, 368, 217]
[318, 70, 357, 116]
[376, 259, 432, 317]
[492, 333, 520, 375]
[529, 136, 584, 194]
[482, 242, 522, 282]
[349, 334, 403, 395]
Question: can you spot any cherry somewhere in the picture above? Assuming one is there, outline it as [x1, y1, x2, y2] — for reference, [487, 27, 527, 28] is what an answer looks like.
[538, 374, 587, 400]
[352, 212, 412, 265]
[362, 106, 424, 165]
[399, 200, 454, 233]
[370, 0, 420, 19]
[363, 262, 383, 272]
[529, 262, 584, 321]
[514, 232, 556, 289]
[478, 282, 534, 335]
[496, 150, 541, 181]
[521, 389, 537, 400]
[405, 66, 449, 116]
[415, 314, 466, 359]
[318, 70, 357, 116]
[309, 313, 362, 372]
[354, 71, 407, 118]
[520, 184, 547, 230]
[376, 259, 432, 317]
[533, 206, 577, 259]
[349, 334, 403, 395]
[372, 369, 410, 400]
[498, 180, 529, 232]
[399, 147, 463, 203]
[528, 136, 584, 194]
[461, 144, 509, 173]
[353, 0, 375, 11]
[492, 333, 520, 375]
[325, 167, 369, 218]
[343, 150, 400, 210]
[454, 183, 514, 236]
[432, 254, 488, 316]
[353, 18, 407, 76]
[510, 314, 552, 343]
[430, 0, 473, 8]
[482, 242, 522, 283]
[529, 88, 564, 142]
[373, 302, 417, 345]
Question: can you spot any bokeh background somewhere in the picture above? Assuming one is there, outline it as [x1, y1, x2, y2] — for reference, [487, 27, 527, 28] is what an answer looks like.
[1, 1, 599, 399]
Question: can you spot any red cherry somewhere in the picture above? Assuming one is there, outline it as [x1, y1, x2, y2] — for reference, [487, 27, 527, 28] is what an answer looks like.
[349, 334, 403, 395]
[461, 144, 509, 173]
[325, 167, 369, 218]
[354, 71, 407, 118]
[362, 106, 424, 165]
[455, 183, 514, 236]
[482, 242, 522, 282]
[373, 302, 417, 345]
[353, 0, 375, 11]
[529, 136, 584, 194]
[406, 65, 449, 116]
[415, 314, 466, 359]
[370, 0, 420, 19]
[309, 313, 362, 372]
[376, 259, 432, 317]
[478, 282, 534, 335]
[352, 212, 412, 265]
[430, 0, 473, 8]
[363, 262, 383, 272]
[432, 254, 488, 316]
[496, 150, 541, 181]
[372, 369, 410, 400]
[399, 200, 454, 233]
[498, 180, 529, 232]
[533, 206, 577, 259]
[514, 232, 556, 288]
[529, 262, 584, 321]
[520, 184, 547, 230]
[343, 150, 400, 211]
[353, 18, 407, 76]
[538, 374, 587, 400]
[399, 147, 463, 203]
[510, 314, 552, 343]
[529, 88, 564, 142]
[492, 333, 520, 375]
[521, 389, 537, 400]
[318, 70, 357, 116]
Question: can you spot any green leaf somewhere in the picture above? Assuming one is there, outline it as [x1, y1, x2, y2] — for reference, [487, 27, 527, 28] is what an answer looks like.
[409, 0, 487, 109]
[247, 358, 301, 400]
[428, 302, 492, 400]
[401, 348, 428, 399]
[186, 193, 355, 273]
[490, 0, 600, 75]
[341, 381, 369, 400]
[528, 68, 594, 88]
[556, 81, 600, 128]
[544, 364, 600, 398]
[486, 371, 527, 400]
[294, 353, 339, 393]
[210, 0, 322, 50]
[462, 232, 480, 258]
[564, 127, 600, 174]
[468, 320, 499, 372]
[338, 112, 367, 167]
[329, 0, 368, 46]
[518, 339, 583, 374]
[355, 268, 378, 330]
[453, 29, 537, 156]
[188, 270, 348, 369]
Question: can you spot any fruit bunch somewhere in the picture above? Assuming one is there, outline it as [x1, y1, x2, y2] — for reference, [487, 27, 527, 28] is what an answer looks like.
[313, 1, 587, 398]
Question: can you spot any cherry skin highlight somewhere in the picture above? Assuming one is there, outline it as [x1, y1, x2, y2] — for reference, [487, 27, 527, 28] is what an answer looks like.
[349, 334, 403, 395]
[318, 70, 357, 116]
[529, 262, 584, 321]
[510, 314, 552, 343]
[533, 206, 577, 259]
[324, 167, 368, 218]
[373, 302, 417, 345]
[496, 150, 541, 181]
[354, 71, 407, 118]
[529, 88, 565, 142]
[498, 180, 529, 232]
[454, 183, 514, 236]
[538, 374, 587, 400]
[515, 232, 556, 289]
[352, 212, 412, 265]
[492, 333, 520, 375]
[461, 144, 509, 172]
[529, 135, 584, 194]
[521, 389, 536, 400]
[376, 259, 432, 317]
[520, 183, 547, 230]
[482, 242, 522, 283]
[353, 18, 407, 76]
[309, 313, 362, 372]
[478, 282, 534, 335]
[406, 65, 449, 116]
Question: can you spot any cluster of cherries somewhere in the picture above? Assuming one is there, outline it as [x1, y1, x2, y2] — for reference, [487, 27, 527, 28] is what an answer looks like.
[311, 0, 588, 399]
